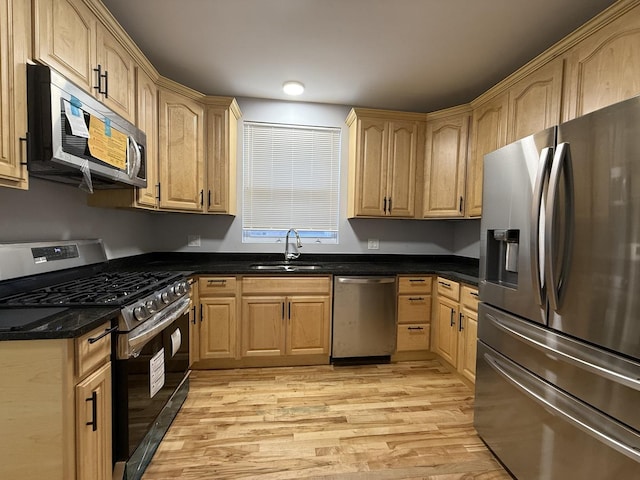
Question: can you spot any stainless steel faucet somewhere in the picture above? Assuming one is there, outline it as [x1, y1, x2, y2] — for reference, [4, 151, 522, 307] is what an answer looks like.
[284, 228, 302, 261]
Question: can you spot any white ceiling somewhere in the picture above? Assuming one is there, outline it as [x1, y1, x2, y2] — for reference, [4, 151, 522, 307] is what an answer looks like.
[102, 0, 618, 112]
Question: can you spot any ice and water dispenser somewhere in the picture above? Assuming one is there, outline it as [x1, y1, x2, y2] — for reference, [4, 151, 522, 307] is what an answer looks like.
[486, 229, 520, 287]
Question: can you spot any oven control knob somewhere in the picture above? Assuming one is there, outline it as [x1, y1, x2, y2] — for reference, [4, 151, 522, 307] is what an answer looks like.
[161, 291, 171, 304]
[175, 283, 186, 296]
[133, 306, 147, 321]
[145, 300, 158, 313]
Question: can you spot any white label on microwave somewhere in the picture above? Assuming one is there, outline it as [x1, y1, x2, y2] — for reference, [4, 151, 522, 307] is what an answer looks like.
[63, 100, 90, 138]
[149, 348, 165, 398]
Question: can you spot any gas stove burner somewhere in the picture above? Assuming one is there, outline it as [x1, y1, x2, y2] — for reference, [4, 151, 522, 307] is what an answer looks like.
[0, 271, 185, 307]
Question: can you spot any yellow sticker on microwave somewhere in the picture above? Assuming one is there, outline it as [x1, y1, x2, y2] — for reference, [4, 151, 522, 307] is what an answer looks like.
[87, 115, 127, 170]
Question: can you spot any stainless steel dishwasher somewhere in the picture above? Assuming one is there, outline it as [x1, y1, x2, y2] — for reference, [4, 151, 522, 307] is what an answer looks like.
[332, 276, 397, 359]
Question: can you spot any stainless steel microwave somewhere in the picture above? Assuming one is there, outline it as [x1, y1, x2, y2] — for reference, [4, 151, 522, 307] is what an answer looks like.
[26, 64, 146, 190]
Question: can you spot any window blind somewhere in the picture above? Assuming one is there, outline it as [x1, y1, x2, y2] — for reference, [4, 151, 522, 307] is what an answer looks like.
[242, 122, 341, 243]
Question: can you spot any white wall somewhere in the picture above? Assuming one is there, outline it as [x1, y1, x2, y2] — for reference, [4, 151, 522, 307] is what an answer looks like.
[0, 178, 155, 258]
[452, 219, 481, 258]
[150, 97, 457, 255]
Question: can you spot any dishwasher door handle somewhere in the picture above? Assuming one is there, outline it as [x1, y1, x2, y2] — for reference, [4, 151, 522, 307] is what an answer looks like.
[336, 276, 396, 284]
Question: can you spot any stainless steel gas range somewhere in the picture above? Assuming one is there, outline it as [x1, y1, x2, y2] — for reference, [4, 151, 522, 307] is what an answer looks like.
[0, 239, 191, 480]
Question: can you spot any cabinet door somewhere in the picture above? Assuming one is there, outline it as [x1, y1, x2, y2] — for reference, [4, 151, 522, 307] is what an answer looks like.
[75, 362, 112, 480]
[205, 106, 236, 213]
[467, 93, 508, 217]
[158, 88, 205, 211]
[33, 0, 96, 92]
[563, 5, 640, 121]
[507, 57, 563, 143]
[355, 117, 388, 216]
[135, 67, 158, 208]
[0, 0, 29, 189]
[287, 296, 330, 356]
[435, 297, 459, 366]
[387, 120, 418, 217]
[200, 297, 237, 359]
[241, 296, 285, 357]
[95, 23, 135, 122]
[423, 113, 469, 217]
[457, 306, 478, 383]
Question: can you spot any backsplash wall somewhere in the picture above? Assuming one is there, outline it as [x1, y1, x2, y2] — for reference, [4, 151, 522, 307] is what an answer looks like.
[0, 178, 156, 258]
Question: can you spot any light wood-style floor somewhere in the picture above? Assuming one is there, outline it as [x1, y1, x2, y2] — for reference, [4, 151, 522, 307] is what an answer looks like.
[142, 360, 511, 479]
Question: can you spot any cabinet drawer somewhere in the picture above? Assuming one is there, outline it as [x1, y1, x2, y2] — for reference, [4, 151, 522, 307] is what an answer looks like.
[398, 276, 432, 294]
[198, 276, 237, 296]
[76, 322, 112, 379]
[436, 277, 460, 301]
[397, 295, 431, 324]
[397, 324, 430, 352]
[242, 276, 331, 295]
[461, 285, 479, 311]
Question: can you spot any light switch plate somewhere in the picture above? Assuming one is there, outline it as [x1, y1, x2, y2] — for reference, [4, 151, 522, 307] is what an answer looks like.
[367, 238, 379, 250]
[187, 235, 201, 247]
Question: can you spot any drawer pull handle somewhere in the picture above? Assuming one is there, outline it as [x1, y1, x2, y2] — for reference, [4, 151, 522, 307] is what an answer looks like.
[470, 291, 479, 297]
[408, 297, 425, 301]
[439, 281, 451, 288]
[450, 308, 455, 327]
[407, 326, 424, 331]
[207, 279, 227, 284]
[87, 326, 117, 344]
[408, 279, 425, 283]
[459, 312, 464, 331]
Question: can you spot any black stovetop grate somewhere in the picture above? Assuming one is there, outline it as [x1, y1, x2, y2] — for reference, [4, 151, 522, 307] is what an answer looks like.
[0, 271, 182, 307]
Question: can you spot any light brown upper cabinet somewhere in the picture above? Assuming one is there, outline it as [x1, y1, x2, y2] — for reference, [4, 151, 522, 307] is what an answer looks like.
[467, 92, 508, 218]
[346, 108, 424, 218]
[0, 0, 30, 190]
[422, 107, 470, 218]
[133, 67, 159, 208]
[33, 0, 136, 122]
[562, 2, 640, 122]
[204, 98, 241, 214]
[157, 87, 205, 212]
[506, 57, 564, 143]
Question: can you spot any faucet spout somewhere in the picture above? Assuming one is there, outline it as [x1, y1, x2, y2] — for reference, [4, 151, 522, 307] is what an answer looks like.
[284, 228, 302, 261]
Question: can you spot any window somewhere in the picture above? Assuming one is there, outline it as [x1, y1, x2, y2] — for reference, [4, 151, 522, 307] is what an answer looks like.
[242, 122, 341, 243]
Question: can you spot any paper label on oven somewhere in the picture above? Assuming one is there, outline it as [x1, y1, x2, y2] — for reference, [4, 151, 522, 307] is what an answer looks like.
[149, 348, 165, 398]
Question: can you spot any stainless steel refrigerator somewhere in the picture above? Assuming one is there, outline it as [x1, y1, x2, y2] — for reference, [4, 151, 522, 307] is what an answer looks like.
[475, 95, 640, 479]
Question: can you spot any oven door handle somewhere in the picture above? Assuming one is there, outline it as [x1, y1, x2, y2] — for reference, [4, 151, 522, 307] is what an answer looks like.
[118, 295, 191, 360]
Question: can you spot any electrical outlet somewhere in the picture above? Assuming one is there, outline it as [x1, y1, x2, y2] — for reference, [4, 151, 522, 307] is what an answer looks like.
[187, 235, 201, 247]
[367, 238, 379, 250]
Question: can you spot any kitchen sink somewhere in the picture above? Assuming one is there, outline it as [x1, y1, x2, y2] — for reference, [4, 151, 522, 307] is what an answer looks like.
[249, 263, 323, 271]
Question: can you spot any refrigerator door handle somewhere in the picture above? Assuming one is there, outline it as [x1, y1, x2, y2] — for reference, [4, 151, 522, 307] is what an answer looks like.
[485, 312, 640, 391]
[531, 146, 553, 308]
[544, 142, 575, 313]
[483, 350, 640, 463]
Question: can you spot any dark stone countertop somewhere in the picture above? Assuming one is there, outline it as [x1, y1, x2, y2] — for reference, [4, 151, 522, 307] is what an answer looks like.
[0, 253, 479, 341]
[115, 252, 480, 285]
[0, 306, 120, 341]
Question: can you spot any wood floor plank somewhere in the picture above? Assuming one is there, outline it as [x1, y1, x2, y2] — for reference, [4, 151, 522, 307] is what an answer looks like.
[141, 360, 512, 479]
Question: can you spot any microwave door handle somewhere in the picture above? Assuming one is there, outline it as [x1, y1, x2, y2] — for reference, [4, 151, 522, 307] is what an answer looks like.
[531, 146, 553, 308]
[544, 142, 574, 313]
[128, 136, 142, 179]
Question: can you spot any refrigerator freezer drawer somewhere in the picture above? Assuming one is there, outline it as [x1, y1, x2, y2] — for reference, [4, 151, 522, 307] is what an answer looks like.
[478, 303, 640, 431]
[475, 342, 640, 480]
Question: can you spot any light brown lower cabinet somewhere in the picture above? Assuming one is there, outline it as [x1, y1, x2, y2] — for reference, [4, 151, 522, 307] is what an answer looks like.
[394, 275, 433, 359]
[0, 321, 112, 480]
[241, 276, 331, 363]
[432, 277, 479, 383]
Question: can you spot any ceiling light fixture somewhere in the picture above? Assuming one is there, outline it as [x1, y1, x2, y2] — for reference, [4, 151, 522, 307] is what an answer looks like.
[283, 81, 305, 96]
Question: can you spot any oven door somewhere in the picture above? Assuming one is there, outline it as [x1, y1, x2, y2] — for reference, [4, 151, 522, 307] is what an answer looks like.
[113, 295, 190, 464]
